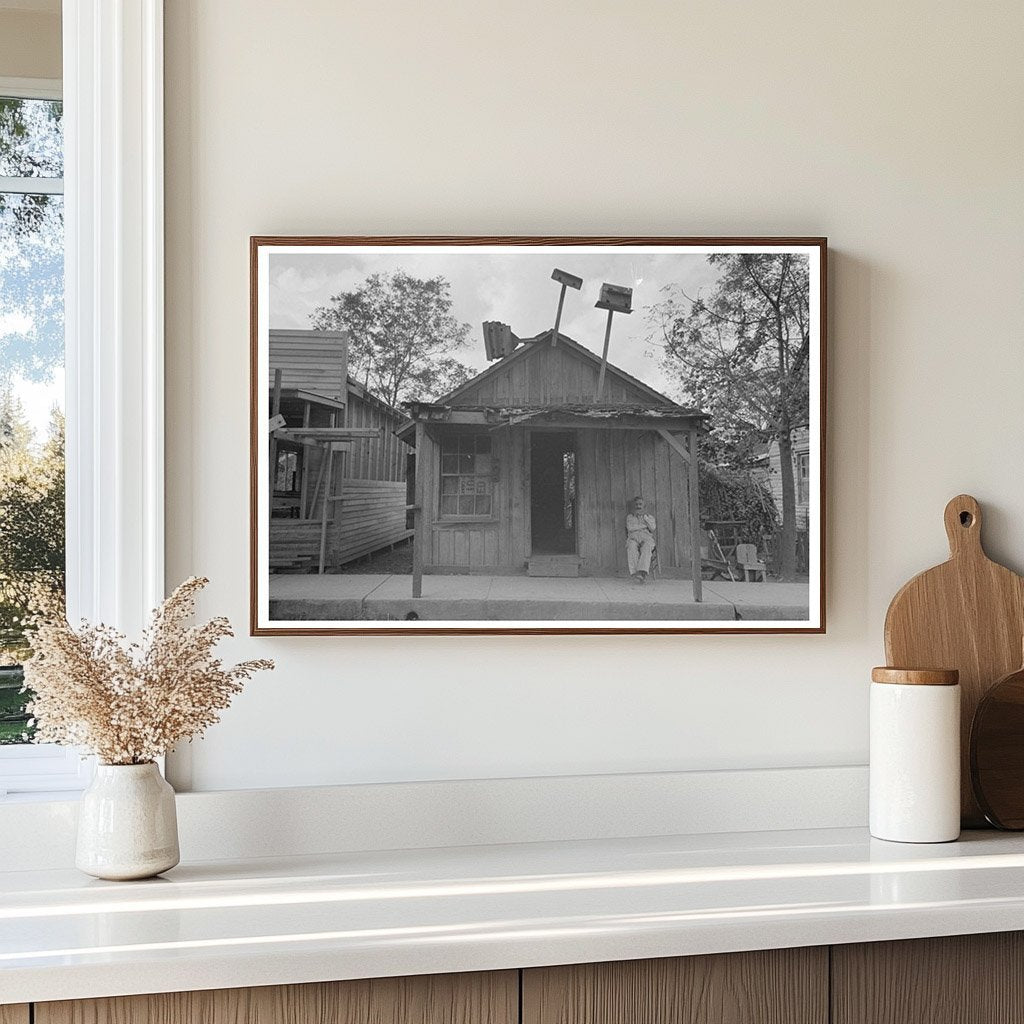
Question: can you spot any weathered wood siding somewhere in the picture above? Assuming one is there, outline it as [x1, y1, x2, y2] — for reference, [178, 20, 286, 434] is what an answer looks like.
[321, 385, 411, 565]
[329, 480, 411, 564]
[419, 426, 692, 577]
[271, 478, 412, 570]
[450, 340, 664, 408]
[269, 520, 321, 570]
[342, 385, 408, 482]
[576, 428, 692, 577]
[418, 427, 516, 574]
[270, 374, 412, 571]
[292, 384, 408, 499]
[269, 329, 349, 400]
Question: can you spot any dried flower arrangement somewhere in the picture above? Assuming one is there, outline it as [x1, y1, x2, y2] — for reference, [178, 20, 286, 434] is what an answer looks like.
[23, 577, 273, 765]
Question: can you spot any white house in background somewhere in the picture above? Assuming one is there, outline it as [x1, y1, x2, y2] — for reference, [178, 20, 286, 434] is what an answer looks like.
[751, 425, 811, 530]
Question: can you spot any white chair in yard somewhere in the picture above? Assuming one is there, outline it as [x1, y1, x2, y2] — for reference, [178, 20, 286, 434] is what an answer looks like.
[735, 543, 767, 582]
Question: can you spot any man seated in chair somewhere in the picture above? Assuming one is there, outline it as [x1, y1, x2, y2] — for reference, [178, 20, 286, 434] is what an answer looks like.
[626, 496, 656, 584]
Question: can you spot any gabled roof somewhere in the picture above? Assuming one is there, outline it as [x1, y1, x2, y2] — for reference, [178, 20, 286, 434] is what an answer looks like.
[437, 328, 701, 414]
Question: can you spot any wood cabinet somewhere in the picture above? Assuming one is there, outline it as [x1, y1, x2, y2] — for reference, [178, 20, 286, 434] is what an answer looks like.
[832, 932, 1024, 1024]
[34, 972, 517, 1024]
[522, 948, 828, 1024]
[13, 933, 1024, 1024]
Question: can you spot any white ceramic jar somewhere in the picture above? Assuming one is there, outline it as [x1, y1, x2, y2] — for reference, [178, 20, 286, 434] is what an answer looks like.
[76, 762, 180, 880]
[870, 667, 961, 843]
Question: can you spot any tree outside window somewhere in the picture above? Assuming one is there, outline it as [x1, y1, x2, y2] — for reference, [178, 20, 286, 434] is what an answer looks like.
[0, 93, 65, 744]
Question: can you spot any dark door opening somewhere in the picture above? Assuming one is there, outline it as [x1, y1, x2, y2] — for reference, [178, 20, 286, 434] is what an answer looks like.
[530, 431, 577, 554]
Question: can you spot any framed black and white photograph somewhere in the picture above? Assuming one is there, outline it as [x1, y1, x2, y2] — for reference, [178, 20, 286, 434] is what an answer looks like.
[250, 237, 826, 635]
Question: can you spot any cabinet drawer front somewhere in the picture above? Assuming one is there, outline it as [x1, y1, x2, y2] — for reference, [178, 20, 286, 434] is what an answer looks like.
[0, 1007, 30, 1024]
[832, 933, 1024, 1024]
[523, 948, 828, 1024]
[35, 971, 518, 1024]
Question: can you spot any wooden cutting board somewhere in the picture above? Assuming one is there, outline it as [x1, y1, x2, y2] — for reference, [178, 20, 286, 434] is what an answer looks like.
[884, 494, 1024, 826]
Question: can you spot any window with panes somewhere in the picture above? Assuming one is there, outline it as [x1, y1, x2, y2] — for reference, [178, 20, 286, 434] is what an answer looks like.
[439, 433, 493, 518]
[797, 451, 810, 506]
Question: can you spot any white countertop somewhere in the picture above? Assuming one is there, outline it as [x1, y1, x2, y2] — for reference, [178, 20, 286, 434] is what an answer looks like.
[4, 826, 1024, 1004]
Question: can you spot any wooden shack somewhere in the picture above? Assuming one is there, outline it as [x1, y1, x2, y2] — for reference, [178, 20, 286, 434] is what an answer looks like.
[401, 329, 708, 601]
[268, 329, 412, 573]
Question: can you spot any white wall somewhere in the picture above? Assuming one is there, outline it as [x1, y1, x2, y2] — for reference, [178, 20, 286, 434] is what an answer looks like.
[164, 0, 1024, 792]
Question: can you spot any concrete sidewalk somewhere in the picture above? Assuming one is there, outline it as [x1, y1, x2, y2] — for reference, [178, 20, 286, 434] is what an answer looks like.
[269, 573, 809, 622]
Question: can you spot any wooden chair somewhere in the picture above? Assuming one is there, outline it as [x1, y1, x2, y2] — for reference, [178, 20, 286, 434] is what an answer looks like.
[735, 543, 767, 582]
[701, 528, 738, 581]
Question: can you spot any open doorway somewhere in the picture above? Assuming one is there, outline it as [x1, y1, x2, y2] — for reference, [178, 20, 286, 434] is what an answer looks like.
[530, 431, 577, 554]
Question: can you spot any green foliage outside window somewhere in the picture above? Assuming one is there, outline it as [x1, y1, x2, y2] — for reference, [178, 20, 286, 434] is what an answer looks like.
[1, 95, 66, 744]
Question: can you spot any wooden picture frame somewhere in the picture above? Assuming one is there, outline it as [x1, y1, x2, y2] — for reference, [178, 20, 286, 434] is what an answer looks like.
[251, 237, 827, 635]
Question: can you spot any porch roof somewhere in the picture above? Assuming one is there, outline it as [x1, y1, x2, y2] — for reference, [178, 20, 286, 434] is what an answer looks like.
[397, 401, 709, 444]
[277, 388, 347, 411]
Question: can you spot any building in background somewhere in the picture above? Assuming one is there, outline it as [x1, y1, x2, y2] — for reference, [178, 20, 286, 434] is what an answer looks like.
[749, 425, 811, 574]
[751, 425, 811, 531]
[268, 329, 412, 573]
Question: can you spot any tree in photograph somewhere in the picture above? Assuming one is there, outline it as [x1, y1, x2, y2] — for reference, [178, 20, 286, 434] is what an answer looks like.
[311, 271, 473, 408]
[649, 254, 811, 579]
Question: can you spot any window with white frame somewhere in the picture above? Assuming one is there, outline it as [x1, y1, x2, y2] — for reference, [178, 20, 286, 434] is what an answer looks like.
[0, 79, 84, 795]
[1, 4, 166, 798]
[796, 450, 810, 507]
[0, 85, 64, 735]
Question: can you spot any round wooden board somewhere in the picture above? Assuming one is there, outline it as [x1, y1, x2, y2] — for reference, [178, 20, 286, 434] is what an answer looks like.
[971, 664, 1024, 829]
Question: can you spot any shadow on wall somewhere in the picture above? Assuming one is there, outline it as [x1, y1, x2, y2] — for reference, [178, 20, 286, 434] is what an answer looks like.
[829, 250, 872, 634]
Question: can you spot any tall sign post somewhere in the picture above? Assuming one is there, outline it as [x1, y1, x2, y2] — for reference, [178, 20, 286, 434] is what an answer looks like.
[550, 268, 583, 346]
[594, 283, 633, 399]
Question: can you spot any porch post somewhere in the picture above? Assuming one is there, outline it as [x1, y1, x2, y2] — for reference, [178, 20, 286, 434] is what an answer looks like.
[412, 420, 425, 598]
[688, 426, 702, 602]
[317, 447, 333, 574]
[317, 411, 336, 574]
[298, 399, 311, 518]
[269, 368, 282, 506]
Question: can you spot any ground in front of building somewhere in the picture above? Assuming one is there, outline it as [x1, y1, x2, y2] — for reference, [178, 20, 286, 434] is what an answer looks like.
[268, 573, 810, 623]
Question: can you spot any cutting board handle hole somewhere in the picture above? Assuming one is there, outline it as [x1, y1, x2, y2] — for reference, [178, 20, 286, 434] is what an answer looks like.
[960, 511, 974, 527]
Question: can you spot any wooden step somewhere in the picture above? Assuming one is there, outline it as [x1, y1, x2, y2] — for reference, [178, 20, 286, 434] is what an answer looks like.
[527, 554, 582, 578]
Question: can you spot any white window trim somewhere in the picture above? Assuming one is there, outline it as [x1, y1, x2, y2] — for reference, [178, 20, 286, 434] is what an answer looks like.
[63, 0, 164, 632]
[0, 175, 64, 195]
[0, 2, 165, 797]
[0, 76, 62, 101]
[0, 76, 64, 193]
[0, 743, 92, 795]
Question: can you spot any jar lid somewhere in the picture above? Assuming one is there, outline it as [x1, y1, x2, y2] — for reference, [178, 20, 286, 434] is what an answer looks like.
[871, 667, 959, 686]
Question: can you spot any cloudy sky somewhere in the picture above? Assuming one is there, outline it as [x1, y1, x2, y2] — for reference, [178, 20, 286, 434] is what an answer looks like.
[268, 249, 724, 399]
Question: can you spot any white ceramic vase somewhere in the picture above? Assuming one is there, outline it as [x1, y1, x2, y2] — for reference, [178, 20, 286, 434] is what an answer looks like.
[76, 762, 180, 880]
